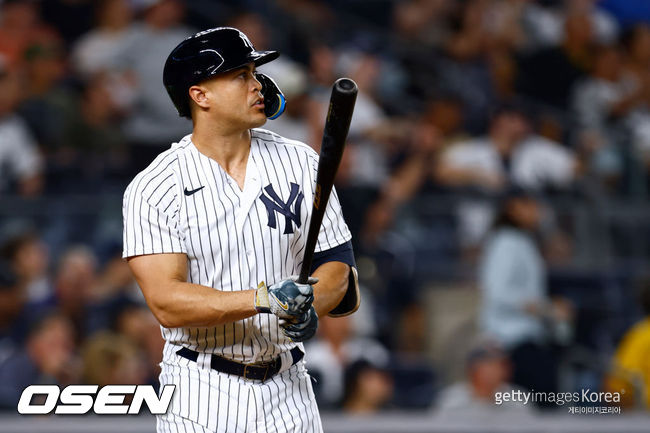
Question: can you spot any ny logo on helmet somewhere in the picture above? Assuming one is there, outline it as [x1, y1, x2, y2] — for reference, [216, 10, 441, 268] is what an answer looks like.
[260, 183, 303, 234]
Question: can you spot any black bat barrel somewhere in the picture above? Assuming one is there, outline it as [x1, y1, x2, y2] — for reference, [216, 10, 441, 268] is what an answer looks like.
[298, 78, 358, 284]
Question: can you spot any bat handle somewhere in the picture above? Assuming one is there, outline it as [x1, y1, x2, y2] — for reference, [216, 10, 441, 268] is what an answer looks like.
[298, 257, 312, 284]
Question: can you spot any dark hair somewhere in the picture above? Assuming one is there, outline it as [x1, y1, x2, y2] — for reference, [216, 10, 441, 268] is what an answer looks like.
[26, 309, 65, 340]
[0, 231, 38, 262]
[488, 100, 531, 125]
[0, 260, 18, 290]
[342, 359, 384, 403]
[492, 187, 536, 230]
[492, 206, 521, 230]
[620, 23, 650, 52]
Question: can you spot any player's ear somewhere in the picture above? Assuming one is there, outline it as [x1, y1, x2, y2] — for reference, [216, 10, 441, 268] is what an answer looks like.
[188, 85, 210, 109]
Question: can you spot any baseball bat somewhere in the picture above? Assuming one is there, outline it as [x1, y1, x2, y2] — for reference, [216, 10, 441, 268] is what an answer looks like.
[298, 78, 358, 284]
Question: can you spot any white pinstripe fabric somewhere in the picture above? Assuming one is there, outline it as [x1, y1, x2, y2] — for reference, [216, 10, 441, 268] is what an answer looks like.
[123, 128, 347, 432]
[157, 357, 322, 433]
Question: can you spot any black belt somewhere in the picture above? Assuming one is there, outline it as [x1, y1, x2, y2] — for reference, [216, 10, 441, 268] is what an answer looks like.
[176, 347, 304, 382]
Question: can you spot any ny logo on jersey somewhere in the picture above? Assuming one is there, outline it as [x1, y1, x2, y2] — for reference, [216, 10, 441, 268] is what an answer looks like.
[259, 183, 304, 234]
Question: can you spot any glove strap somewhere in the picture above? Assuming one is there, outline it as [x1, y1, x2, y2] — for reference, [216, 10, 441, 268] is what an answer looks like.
[254, 281, 271, 313]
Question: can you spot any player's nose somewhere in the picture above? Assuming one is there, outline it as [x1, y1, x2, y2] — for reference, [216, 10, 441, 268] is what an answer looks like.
[252, 75, 262, 93]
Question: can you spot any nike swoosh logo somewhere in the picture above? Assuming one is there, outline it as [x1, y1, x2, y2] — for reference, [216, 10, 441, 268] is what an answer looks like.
[273, 297, 289, 310]
[184, 186, 205, 196]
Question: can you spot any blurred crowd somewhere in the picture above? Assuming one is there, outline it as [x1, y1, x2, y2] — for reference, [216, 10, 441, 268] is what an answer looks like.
[1, 0, 650, 416]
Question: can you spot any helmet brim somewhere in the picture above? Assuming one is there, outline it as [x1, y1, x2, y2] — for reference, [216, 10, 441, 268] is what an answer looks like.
[248, 50, 280, 67]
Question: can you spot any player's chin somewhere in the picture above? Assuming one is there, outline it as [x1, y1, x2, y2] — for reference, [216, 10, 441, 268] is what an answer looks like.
[249, 112, 267, 128]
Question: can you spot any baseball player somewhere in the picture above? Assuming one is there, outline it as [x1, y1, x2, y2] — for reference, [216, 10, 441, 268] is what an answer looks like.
[122, 27, 359, 433]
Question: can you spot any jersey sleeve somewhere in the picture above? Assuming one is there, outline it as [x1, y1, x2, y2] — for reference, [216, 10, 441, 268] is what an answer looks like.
[305, 152, 352, 253]
[122, 171, 186, 258]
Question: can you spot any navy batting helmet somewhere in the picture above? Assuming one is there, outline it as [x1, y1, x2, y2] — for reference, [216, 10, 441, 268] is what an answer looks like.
[163, 27, 279, 118]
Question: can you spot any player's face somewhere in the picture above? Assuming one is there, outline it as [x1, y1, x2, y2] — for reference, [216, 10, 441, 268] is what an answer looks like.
[197, 63, 267, 130]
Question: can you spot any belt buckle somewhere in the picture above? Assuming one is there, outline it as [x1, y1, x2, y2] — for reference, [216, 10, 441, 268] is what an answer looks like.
[261, 364, 270, 382]
[242, 364, 253, 380]
[242, 363, 269, 381]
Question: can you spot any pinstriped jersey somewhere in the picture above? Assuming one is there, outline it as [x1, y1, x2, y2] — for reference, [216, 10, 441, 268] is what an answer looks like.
[122, 128, 351, 364]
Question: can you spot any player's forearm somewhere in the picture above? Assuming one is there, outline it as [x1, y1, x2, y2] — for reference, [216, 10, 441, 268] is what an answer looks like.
[148, 281, 258, 328]
[311, 261, 350, 316]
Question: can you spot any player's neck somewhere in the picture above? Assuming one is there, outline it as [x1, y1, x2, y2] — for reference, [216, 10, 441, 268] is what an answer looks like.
[191, 126, 251, 172]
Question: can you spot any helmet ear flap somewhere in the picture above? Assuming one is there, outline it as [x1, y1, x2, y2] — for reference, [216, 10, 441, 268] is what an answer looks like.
[255, 73, 286, 119]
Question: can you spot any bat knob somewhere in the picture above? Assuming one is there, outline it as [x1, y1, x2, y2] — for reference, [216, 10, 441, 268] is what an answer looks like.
[334, 78, 358, 95]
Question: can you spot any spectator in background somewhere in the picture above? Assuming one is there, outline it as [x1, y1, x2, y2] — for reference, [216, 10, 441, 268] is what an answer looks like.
[232, 11, 312, 144]
[567, 0, 619, 45]
[351, 95, 464, 236]
[326, 49, 394, 216]
[354, 118, 445, 350]
[228, 11, 295, 72]
[48, 246, 98, 340]
[618, 24, 650, 176]
[435, 104, 576, 255]
[17, 30, 77, 153]
[342, 359, 394, 414]
[81, 331, 148, 387]
[0, 0, 43, 67]
[438, 0, 498, 132]
[392, 0, 452, 48]
[572, 43, 635, 133]
[621, 24, 650, 89]
[71, 0, 140, 116]
[92, 250, 138, 302]
[0, 231, 50, 305]
[604, 280, 650, 409]
[571, 44, 642, 192]
[0, 56, 43, 196]
[479, 189, 573, 406]
[40, 0, 94, 46]
[305, 42, 402, 254]
[114, 0, 193, 171]
[303, 43, 377, 151]
[435, 338, 531, 414]
[305, 314, 390, 409]
[423, 94, 468, 149]
[521, 0, 619, 49]
[0, 261, 23, 358]
[517, 12, 595, 110]
[274, 0, 335, 52]
[61, 248, 138, 337]
[261, 61, 310, 144]
[114, 304, 164, 387]
[54, 74, 130, 193]
[72, 0, 136, 76]
[0, 311, 78, 409]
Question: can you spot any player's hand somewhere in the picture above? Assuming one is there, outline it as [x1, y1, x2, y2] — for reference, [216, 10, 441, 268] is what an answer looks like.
[280, 306, 318, 342]
[254, 276, 317, 318]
